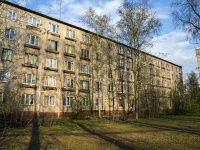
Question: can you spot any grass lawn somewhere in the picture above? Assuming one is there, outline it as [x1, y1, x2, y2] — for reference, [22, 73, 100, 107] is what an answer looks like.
[0, 115, 200, 150]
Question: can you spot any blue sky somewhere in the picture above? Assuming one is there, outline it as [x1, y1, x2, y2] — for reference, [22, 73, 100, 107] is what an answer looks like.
[9, 0, 199, 79]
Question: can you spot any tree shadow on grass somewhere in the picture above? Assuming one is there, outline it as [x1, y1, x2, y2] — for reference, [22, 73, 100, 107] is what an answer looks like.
[76, 122, 136, 150]
[132, 121, 200, 136]
[28, 121, 40, 150]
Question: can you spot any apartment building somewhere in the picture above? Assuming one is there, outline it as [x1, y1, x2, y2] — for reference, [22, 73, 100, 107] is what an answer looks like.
[0, 1, 182, 117]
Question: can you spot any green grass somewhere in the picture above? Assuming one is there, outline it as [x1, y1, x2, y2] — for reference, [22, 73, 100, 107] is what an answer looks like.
[1, 115, 200, 150]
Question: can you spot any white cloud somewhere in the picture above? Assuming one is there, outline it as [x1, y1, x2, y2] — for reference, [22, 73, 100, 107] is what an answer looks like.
[37, 0, 122, 26]
[148, 30, 198, 78]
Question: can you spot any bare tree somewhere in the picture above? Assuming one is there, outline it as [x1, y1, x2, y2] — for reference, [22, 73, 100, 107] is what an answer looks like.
[171, 0, 200, 44]
[117, 0, 162, 119]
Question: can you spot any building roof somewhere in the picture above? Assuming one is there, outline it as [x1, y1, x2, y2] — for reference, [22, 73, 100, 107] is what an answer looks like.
[3, 1, 182, 68]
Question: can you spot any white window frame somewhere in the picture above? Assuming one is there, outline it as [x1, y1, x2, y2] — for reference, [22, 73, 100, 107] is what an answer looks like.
[47, 39, 58, 51]
[81, 97, 89, 106]
[2, 49, 13, 61]
[44, 76, 56, 87]
[82, 34, 90, 43]
[80, 64, 89, 74]
[66, 61, 74, 71]
[118, 59, 124, 67]
[28, 16, 40, 28]
[49, 23, 58, 33]
[66, 29, 75, 39]
[46, 58, 57, 69]
[21, 94, 34, 105]
[44, 96, 55, 106]
[26, 34, 38, 46]
[63, 96, 73, 106]
[7, 9, 17, 20]
[24, 53, 37, 65]
[22, 73, 36, 85]
[108, 83, 113, 92]
[127, 50, 132, 57]
[96, 82, 101, 90]
[127, 61, 132, 69]
[81, 49, 89, 58]
[80, 80, 89, 90]
[0, 70, 10, 82]
[66, 45, 75, 55]
[118, 47, 124, 54]
[5, 29, 14, 40]
[64, 78, 74, 88]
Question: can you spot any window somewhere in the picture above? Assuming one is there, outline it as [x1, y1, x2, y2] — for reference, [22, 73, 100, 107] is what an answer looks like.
[47, 40, 58, 51]
[63, 96, 73, 106]
[7, 9, 17, 20]
[127, 73, 132, 81]
[96, 82, 101, 90]
[118, 84, 124, 93]
[44, 96, 55, 106]
[5, 29, 14, 40]
[44, 76, 56, 87]
[66, 29, 75, 39]
[2, 49, 13, 61]
[95, 98, 99, 106]
[108, 83, 113, 92]
[66, 61, 74, 71]
[49, 23, 58, 33]
[108, 43, 112, 50]
[96, 53, 100, 60]
[118, 72, 123, 80]
[80, 64, 89, 74]
[28, 16, 40, 28]
[66, 45, 75, 55]
[81, 49, 89, 58]
[128, 85, 133, 93]
[22, 73, 36, 85]
[0, 71, 10, 82]
[108, 69, 112, 78]
[127, 61, 132, 69]
[26, 34, 38, 46]
[64, 78, 74, 88]
[118, 58, 124, 67]
[81, 97, 89, 106]
[24, 53, 37, 65]
[118, 47, 124, 54]
[80, 80, 89, 90]
[21, 94, 34, 105]
[82, 34, 90, 43]
[46, 58, 57, 68]
[127, 50, 132, 57]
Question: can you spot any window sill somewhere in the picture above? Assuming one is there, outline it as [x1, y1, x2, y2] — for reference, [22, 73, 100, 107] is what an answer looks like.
[44, 67, 58, 72]
[26, 25, 42, 32]
[24, 44, 40, 50]
[79, 89, 90, 93]
[43, 86, 57, 90]
[22, 63, 38, 68]
[46, 49, 59, 54]
[64, 53, 76, 58]
[118, 66, 125, 69]
[118, 79, 125, 82]
[65, 37, 77, 42]
[62, 87, 75, 92]
[80, 57, 90, 61]
[80, 41, 91, 46]
[127, 68, 132, 71]
[79, 73, 90, 77]
[63, 70, 75, 74]
[47, 31, 60, 37]
[117, 53, 124, 56]
[127, 56, 133, 59]
[21, 84, 36, 89]
[1, 59, 12, 62]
